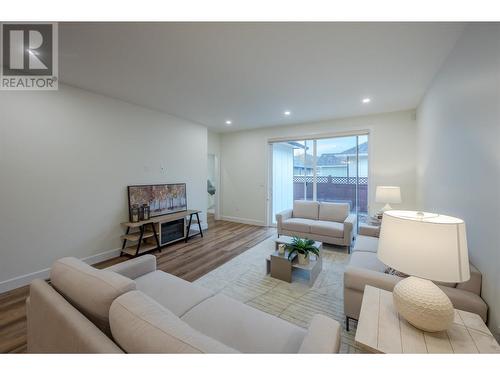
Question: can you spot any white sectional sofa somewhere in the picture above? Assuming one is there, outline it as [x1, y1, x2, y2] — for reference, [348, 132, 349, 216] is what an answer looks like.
[276, 200, 357, 250]
[27, 255, 341, 353]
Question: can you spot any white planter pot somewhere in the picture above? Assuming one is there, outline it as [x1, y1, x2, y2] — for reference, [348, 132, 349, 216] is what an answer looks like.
[298, 253, 309, 265]
[278, 244, 286, 256]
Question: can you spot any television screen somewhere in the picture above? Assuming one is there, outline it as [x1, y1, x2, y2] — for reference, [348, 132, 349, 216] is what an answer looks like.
[128, 183, 187, 218]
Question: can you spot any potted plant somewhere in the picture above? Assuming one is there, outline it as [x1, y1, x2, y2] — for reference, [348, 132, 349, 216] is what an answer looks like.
[285, 237, 320, 265]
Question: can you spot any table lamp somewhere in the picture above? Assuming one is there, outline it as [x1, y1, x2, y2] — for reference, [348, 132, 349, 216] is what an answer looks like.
[375, 186, 401, 212]
[377, 210, 470, 332]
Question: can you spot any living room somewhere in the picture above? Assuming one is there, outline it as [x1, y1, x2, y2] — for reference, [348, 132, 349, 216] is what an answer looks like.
[1, 1, 499, 373]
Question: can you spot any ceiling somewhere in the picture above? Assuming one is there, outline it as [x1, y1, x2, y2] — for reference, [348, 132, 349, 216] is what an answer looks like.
[59, 22, 465, 132]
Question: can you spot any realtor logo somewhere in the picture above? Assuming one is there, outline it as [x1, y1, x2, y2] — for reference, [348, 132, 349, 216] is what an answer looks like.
[1, 22, 58, 90]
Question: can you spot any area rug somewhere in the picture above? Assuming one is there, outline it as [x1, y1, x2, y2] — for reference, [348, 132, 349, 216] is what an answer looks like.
[194, 237, 365, 353]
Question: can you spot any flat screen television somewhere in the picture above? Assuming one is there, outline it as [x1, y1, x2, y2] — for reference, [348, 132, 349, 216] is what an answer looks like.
[128, 183, 187, 219]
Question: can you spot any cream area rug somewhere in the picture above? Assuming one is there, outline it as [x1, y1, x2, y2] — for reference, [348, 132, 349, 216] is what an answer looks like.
[194, 237, 365, 353]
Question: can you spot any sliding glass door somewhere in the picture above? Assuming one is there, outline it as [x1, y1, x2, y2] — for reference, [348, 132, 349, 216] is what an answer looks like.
[270, 134, 368, 225]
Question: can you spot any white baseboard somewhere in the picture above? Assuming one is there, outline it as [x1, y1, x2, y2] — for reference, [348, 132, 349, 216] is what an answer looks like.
[0, 267, 51, 294]
[220, 215, 266, 226]
[82, 248, 122, 266]
[0, 247, 121, 294]
[0, 223, 210, 294]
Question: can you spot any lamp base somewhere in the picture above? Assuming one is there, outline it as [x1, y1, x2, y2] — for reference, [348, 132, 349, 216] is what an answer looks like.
[393, 276, 454, 332]
[381, 203, 393, 212]
[376, 204, 393, 218]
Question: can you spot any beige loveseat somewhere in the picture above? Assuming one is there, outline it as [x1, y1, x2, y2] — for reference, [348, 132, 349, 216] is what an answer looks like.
[27, 255, 341, 353]
[343, 230, 488, 330]
[276, 201, 356, 250]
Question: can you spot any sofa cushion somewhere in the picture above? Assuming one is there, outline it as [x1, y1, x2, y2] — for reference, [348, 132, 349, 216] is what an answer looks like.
[293, 200, 319, 220]
[281, 218, 315, 233]
[319, 202, 349, 223]
[109, 291, 237, 353]
[309, 220, 344, 238]
[50, 257, 136, 335]
[353, 235, 379, 253]
[349, 251, 387, 273]
[134, 270, 214, 317]
[181, 294, 306, 353]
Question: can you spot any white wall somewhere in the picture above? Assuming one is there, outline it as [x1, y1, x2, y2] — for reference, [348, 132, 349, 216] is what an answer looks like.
[0, 84, 207, 291]
[207, 130, 221, 157]
[220, 110, 417, 225]
[417, 24, 500, 335]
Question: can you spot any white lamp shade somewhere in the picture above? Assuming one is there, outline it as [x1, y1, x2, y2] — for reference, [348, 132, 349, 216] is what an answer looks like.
[377, 211, 470, 283]
[375, 186, 401, 204]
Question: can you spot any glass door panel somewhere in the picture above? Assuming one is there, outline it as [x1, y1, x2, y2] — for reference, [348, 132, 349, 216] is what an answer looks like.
[292, 140, 314, 201]
[316, 137, 357, 208]
[271, 142, 295, 224]
[315, 135, 369, 223]
[356, 135, 369, 223]
[270, 135, 368, 226]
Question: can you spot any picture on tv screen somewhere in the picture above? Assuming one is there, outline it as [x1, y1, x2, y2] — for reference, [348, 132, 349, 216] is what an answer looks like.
[128, 183, 187, 218]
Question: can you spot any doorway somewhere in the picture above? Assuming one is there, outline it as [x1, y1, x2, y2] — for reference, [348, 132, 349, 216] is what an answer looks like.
[207, 153, 220, 224]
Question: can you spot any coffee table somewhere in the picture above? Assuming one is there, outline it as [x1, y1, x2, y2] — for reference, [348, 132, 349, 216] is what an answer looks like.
[266, 236, 323, 286]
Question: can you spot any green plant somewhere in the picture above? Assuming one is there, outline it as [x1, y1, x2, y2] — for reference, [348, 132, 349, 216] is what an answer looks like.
[285, 237, 320, 261]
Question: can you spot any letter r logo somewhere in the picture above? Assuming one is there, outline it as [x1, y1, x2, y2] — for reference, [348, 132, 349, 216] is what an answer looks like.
[2, 24, 53, 76]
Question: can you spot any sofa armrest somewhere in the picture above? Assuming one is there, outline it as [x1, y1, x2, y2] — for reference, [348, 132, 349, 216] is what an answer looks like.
[275, 209, 293, 233]
[298, 314, 341, 353]
[456, 263, 482, 295]
[343, 213, 357, 245]
[27, 279, 123, 353]
[105, 255, 157, 280]
[358, 224, 380, 238]
[344, 265, 401, 293]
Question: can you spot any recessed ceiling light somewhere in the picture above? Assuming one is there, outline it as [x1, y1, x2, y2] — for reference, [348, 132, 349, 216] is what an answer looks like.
[284, 110, 291, 116]
[362, 98, 371, 104]
[225, 120, 232, 126]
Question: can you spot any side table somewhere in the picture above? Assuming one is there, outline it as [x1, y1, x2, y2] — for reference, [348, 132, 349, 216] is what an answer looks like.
[355, 285, 500, 353]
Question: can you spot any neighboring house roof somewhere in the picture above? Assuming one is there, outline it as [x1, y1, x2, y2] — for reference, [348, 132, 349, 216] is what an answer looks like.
[291, 141, 368, 167]
[316, 153, 344, 166]
[339, 141, 368, 155]
[294, 153, 315, 168]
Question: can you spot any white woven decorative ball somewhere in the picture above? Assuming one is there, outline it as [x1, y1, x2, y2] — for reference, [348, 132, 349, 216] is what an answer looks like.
[393, 276, 454, 332]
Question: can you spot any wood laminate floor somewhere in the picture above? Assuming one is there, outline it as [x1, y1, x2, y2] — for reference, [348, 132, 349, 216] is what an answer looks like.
[0, 215, 275, 353]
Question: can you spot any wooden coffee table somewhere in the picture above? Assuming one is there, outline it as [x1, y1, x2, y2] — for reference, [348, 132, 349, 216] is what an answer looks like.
[266, 236, 322, 286]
